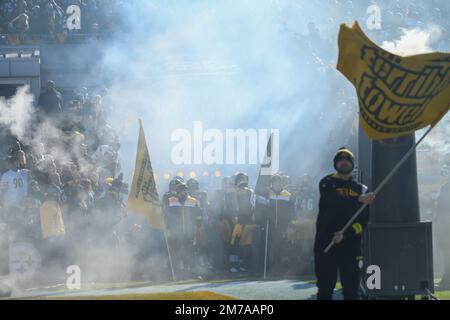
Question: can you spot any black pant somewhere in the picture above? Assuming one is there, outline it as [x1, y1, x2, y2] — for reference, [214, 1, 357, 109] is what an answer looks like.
[314, 241, 360, 300]
[169, 234, 195, 275]
[267, 226, 287, 275]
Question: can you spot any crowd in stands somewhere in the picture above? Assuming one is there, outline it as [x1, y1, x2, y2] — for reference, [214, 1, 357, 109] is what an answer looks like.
[0, 0, 131, 44]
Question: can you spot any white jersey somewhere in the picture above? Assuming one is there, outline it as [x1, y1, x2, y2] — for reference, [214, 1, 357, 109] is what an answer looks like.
[0, 169, 29, 205]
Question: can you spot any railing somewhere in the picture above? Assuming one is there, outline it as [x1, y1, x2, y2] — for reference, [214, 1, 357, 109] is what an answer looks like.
[0, 32, 113, 46]
[0, 45, 40, 59]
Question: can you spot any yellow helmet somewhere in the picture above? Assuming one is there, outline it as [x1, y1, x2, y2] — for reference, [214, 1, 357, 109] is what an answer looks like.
[104, 177, 114, 186]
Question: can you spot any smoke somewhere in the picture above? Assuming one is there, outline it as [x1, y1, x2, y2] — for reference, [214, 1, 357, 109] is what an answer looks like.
[0, 88, 149, 290]
[0, 86, 34, 140]
[98, 0, 359, 188]
[381, 25, 442, 56]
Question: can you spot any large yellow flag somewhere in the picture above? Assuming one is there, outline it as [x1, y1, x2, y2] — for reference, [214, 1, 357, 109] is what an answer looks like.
[337, 22, 450, 140]
[127, 120, 164, 229]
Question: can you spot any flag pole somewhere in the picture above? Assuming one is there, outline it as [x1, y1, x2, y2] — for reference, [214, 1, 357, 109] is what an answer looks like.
[263, 219, 269, 279]
[324, 125, 435, 254]
[162, 218, 176, 282]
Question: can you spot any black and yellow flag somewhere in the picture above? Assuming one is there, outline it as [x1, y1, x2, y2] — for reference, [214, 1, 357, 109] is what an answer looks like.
[255, 132, 277, 196]
[127, 119, 164, 229]
[337, 22, 450, 140]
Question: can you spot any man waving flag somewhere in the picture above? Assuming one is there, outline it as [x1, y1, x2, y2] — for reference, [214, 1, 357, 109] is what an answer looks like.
[317, 23, 449, 299]
[322, 22, 449, 255]
[337, 21, 450, 140]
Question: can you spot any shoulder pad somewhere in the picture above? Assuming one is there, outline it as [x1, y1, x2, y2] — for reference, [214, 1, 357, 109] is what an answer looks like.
[185, 196, 199, 207]
[168, 196, 182, 206]
[186, 195, 197, 202]
[242, 187, 255, 194]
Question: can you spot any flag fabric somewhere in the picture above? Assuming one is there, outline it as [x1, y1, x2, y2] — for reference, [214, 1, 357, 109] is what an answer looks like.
[40, 201, 65, 239]
[127, 119, 164, 229]
[254, 133, 277, 225]
[255, 133, 277, 196]
[337, 21, 450, 140]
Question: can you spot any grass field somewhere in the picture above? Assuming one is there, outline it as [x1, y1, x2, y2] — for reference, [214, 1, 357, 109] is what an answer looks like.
[430, 290, 450, 300]
[45, 291, 235, 300]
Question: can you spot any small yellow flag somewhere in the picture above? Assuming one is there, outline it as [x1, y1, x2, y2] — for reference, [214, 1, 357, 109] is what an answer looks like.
[40, 201, 65, 239]
[337, 22, 450, 140]
[127, 120, 164, 229]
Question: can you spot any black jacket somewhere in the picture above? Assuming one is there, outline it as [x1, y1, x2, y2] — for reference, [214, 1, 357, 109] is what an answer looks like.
[314, 173, 369, 253]
[38, 88, 64, 116]
[163, 195, 202, 241]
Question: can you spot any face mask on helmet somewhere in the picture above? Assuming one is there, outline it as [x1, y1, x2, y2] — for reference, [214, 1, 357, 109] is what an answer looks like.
[235, 173, 249, 188]
[169, 178, 183, 193]
[271, 175, 283, 193]
[177, 191, 188, 202]
[175, 184, 188, 201]
[187, 179, 199, 192]
[271, 183, 283, 194]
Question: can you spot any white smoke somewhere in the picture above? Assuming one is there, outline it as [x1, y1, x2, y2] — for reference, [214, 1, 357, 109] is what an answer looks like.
[99, 0, 359, 186]
[0, 85, 34, 140]
[0, 88, 146, 290]
[381, 25, 442, 56]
